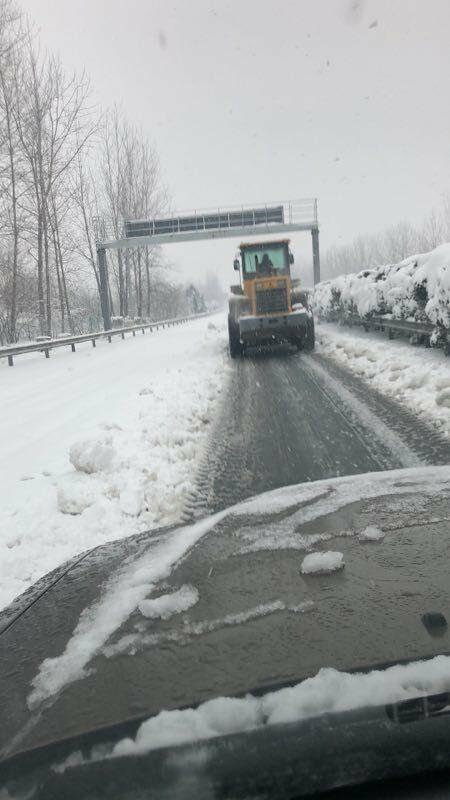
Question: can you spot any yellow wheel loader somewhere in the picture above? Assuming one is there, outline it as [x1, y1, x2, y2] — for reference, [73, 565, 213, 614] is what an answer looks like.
[228, 239, 314, 357]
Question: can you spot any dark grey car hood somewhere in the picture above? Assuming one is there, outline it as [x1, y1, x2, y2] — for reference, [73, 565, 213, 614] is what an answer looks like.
[2, 464, 450, 762]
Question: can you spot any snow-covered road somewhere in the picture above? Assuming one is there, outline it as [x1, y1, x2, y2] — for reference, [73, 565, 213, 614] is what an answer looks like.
[317, 321, 450, 435]
[3, 312, 450, 617]
[0, 315, 228, 611]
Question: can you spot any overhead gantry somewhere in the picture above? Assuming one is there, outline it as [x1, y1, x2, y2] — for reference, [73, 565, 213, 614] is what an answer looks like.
[96, 198, 320, 330]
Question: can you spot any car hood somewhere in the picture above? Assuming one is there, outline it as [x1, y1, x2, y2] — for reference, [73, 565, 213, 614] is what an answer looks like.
[2, 464, 450, 762]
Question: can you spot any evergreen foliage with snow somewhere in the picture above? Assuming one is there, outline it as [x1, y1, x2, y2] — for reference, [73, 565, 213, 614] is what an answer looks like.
[313, 244, 450, 335]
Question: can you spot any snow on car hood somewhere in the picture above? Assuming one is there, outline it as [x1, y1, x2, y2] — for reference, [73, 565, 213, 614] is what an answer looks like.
[55, 653, 450, 767]
[28, 464, 450, 708]
[3, 464, 450, 763]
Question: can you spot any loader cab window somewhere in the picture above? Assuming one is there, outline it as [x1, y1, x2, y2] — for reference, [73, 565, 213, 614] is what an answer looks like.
[242, 246, 289, 279]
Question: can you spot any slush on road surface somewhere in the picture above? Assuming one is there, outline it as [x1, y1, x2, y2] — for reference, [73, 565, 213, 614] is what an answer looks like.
[4, 313, 450, 613]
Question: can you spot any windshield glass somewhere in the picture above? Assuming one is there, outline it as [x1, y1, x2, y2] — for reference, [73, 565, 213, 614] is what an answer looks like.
[242, 246, 288, 277]
[2, 0, 450, 796]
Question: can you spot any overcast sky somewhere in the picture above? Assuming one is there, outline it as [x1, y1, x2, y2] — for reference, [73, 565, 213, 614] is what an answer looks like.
[19, 0, 450, 288]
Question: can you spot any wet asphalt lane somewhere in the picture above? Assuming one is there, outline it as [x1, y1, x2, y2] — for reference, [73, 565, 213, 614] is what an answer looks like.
[190, 348, 450, 515]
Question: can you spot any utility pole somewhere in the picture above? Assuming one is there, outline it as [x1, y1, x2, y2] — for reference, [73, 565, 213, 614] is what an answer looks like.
[97, 246, 112, 330]
[312, 227, 321, 285]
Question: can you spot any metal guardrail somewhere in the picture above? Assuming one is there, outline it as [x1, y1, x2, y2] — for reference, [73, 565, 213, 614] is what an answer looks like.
[0, 312, 212, 367]
[375, 316, 435, 336]
[320, 312, 449, 354]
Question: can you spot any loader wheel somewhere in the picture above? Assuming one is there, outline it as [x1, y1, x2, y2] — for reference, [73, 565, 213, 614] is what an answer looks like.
[304, 317, 315, 351]
[228, 315, 242, 358]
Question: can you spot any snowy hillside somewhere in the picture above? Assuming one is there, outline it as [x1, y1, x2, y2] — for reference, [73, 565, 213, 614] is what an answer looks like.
[0, 315, 228, 612]
[313, 243, 450, 333]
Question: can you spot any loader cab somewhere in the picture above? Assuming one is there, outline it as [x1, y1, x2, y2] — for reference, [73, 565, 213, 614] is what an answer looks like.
[234, 239, 294, 316]
[237, 240, 293, 282]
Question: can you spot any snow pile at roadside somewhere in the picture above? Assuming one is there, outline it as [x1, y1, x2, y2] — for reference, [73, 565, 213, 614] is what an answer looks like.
[316, 322, 450, 434]
[301, 551, 344, 575]
[0, 316, 228, 613]
[313, 243, 450, 330]
[56, 653, 450, 765]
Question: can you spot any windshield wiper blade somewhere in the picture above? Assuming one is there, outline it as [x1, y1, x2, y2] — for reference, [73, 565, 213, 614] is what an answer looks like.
[5, 699, 450, 800]
[386, 692, 450, 724]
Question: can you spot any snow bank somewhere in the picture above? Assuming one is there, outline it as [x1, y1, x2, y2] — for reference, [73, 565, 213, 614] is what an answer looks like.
[57, 478, 97, 515]
[316, 322, 450, 435]
[313, 243, 450, 334]
[301, 551, 344, 575]
[57, 653, 450, 765]
[69, 438, 116, 474]
[0, 316, 228, 612]
[138, 585, 199, 620]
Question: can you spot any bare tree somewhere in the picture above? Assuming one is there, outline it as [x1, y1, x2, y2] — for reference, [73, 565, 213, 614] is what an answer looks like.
[417, 207, 445, 252]
[72, 150, 101, 294]
[100, 109, 167, 320]
[0, 0, 25, 341]
[13, 35, 95, 335]
[0, 11, 173, 343]
[322, 200, 450, 281]
[100, 107, 126, 315]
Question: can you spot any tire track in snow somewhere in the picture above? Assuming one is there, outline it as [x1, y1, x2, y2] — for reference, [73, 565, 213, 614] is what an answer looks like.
[192, 349, 450, 515]
[301, 356, 421, 470]
[314, 352, 450, 466]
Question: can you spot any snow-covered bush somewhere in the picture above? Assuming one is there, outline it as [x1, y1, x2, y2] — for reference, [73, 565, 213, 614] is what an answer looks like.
[313, 243, 450, 331]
